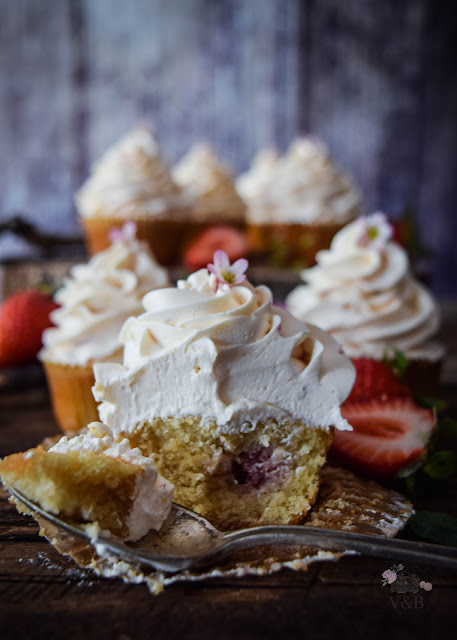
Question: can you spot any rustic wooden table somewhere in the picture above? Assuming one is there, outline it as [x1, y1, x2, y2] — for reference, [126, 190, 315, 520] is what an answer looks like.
[1, 299, 456, 639]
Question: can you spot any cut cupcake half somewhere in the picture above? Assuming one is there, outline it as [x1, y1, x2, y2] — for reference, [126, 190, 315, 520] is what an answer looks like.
[127, 416, 333, 531]
[0, 423, 173, 541]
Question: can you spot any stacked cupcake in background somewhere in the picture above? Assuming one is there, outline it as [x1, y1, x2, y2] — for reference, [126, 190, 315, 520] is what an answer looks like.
[77, 129, 363, 270]
[172, 143, 246, 229]
[76, 128, 190, 265]
[39, 222, 169, 432]
[237, 137, 362, 267]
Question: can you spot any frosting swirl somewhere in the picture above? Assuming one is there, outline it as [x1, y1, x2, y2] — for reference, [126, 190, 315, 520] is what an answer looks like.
[236, 148, 280, 210]
[40, 236, 169, 365]
[93, 269, 355, 434]
[172, 144, 246, 222]
[286, 217, 443, 361]
[76, 128, 187, 219]
[241, 138, 361, 224]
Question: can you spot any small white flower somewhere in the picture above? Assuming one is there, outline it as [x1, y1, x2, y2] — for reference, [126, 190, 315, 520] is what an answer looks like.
[207, 250, 248, 287]
[109, 221, 137, 244]
[356, 212, 392, 249]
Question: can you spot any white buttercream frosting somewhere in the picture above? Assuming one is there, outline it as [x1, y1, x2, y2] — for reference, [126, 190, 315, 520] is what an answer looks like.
[236, 148, 280, 205]
[40, 235, 169, 366]
[50, 422, 173, 541]
[172, 143, 246, 222]
[93, 268, 355, 434]
[76, 128, 187, 219]
[286, 217, 444, 361]
[241, 138, 361, 224]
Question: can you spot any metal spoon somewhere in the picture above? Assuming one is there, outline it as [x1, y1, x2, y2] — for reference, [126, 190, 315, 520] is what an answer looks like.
[7, 486, 457, 574]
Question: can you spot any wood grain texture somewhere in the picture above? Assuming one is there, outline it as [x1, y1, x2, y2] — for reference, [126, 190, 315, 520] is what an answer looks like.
[0, 383, 456, 638]
[0, 0, 456, 292]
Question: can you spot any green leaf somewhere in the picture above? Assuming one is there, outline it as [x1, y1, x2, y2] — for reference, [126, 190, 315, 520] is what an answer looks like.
[423, 450, 457, 479]
[397, 456, 426, 479]
[418, 396, 448, 411]
[409, 511, 457, 547]
[437, 417, 457, 439]
[383, 349, 410, 379]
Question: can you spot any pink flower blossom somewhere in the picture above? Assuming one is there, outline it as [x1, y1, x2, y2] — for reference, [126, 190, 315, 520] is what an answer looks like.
[420, 581, 433, 591]
[356, 212, 392, 249]
[207, 249, 248, 287]
[109, 221, 137, 244]
[382, 569, 397, 584]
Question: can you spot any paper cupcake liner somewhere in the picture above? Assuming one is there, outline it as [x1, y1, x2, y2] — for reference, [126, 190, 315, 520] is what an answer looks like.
[42, 360, 99, 433]
[247, 221, 345, 267]
[80, 214, 189, 265]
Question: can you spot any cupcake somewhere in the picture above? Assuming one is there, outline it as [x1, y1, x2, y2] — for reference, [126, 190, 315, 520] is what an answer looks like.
[286, 213, 444, 395]
[235, 147, 280, 213]
[76, 127, 189, 264]
[39, 223, 169, 432]
[92, 251, 355, 530]
[0, 421, 173, 541]
[238, 137, 361, 266]
[172, 143, 246, 248]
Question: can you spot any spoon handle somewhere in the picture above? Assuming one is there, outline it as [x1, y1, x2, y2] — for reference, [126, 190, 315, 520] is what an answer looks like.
[221, 525, 457, 569]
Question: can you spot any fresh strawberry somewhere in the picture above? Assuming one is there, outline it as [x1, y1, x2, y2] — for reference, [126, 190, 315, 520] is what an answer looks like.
[391, 220, 410, 249]
[330, 397, 435, 479]
[344, 357, 410, 404]
[184, 226, 249, 271]
[0, 290, 58, 368]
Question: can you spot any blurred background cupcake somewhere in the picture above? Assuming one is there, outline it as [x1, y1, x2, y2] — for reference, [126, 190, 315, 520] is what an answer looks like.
[286, 213, 444, 396]
[39, 223, 169, 432]
[76, 127, 190, 265]
[239, 137, 362, 268]
[172, 143, 246, 251]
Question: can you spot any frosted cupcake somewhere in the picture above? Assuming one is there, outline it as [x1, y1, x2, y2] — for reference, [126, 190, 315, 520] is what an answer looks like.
[76, 127, 189, 264]
[239, 137, 361, 266]
[39, 223, 169, 432]
[92, 251, 355, 530]
[173, 143, 246, 250]
[286, 213, 444, 395]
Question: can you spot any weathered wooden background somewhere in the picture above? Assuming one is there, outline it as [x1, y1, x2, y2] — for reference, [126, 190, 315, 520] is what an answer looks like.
[0, 0, 456, 292]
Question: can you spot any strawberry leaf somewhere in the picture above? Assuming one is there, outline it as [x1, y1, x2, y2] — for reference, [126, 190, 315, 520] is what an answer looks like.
[423, 450, 457, 480]
[418, 396, 448, 411]
[383, 349, 410, 379]
[397, 456, 427, 479]
[408, 511, 457, 547]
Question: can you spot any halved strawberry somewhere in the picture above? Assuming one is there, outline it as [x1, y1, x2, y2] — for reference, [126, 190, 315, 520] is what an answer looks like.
[184, 226, 249, 271]
[330, 397, 435, 479]
[344, 357, 410, 404]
